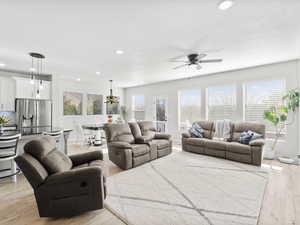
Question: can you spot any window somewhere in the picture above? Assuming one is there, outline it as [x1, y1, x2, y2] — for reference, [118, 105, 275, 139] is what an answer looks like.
[155, 97, 167, 132]
[132, 95, 145, 120]
[207, 86, 236, 120]
[178, 90, 201, 129]
[245, 80, 285, 133]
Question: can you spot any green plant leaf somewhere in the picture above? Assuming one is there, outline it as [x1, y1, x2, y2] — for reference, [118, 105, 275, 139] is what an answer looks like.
[279, 113, 287, 122]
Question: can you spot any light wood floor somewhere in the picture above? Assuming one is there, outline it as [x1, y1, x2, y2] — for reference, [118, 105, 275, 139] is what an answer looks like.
[0, 144, 299, 225]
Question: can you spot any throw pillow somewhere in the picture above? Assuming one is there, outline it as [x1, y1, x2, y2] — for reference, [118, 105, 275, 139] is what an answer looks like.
[239, 130, 263, 145]
[239, 131, 253, 145]
[247, 130, 262, 141]
[190, 123, 204, 138]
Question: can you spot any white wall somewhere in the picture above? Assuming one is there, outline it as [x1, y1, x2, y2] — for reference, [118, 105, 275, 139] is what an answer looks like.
[52, 77, 124, 141]
[125, 60, 300, 158]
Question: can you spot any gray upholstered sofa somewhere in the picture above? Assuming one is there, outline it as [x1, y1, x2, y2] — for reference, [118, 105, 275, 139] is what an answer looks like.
[15, 136, 106, 217]
[182, 121, 265, 166]
[104, 121, 172, 170]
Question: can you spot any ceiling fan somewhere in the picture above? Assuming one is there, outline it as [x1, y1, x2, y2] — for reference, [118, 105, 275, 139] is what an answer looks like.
[170, 53, 222, 70]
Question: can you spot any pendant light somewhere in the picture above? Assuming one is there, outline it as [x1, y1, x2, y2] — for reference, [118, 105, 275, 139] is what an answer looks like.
[105, 80, 119, 104]
[29, 52, 45, 98]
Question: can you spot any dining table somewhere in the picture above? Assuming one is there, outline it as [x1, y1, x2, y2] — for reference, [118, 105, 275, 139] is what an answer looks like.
[81, 124, 106, 146]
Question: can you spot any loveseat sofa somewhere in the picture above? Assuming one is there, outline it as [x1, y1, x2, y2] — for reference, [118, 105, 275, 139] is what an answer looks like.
[182, 121, 265, 166]
[104, 121, 172, 170]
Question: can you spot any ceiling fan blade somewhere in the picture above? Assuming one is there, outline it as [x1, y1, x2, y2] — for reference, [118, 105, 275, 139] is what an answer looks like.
[197, 53, 207, 60]
[173, 64, 189, 70]
[199, 59, 223, 63]
[169, 55, 187, 62]
[196, 64, 202, 70]
[170, 60, 189, 63]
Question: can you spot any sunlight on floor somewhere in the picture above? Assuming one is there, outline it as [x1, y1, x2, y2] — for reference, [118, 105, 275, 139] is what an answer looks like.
[261, 163, 283, 172]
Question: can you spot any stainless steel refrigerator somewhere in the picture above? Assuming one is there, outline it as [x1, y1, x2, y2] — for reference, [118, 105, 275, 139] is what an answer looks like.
[15, 98, 52, 135]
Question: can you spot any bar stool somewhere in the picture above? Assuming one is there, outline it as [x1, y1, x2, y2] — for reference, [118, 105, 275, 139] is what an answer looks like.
[0, 133, 21, 182]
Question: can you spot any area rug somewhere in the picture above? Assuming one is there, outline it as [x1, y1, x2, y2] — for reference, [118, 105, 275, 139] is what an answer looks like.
[105, 151, 269, 225]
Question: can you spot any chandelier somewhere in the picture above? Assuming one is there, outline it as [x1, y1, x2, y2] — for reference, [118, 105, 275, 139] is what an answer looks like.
[105, 80, 119, 104]
[29, 52, 45, 98]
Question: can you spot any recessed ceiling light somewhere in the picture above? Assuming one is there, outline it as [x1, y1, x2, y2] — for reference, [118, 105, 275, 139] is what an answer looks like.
[0, 63, 5, 67]
[218, 0, 234, 10]
[96, 71, 101, 75]
[115, 50, 124, 55]
[76, 78, 81, 81]
[29, 67, 36, 72]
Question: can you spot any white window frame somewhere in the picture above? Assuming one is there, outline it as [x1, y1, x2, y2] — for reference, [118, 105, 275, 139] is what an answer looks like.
[243, 78, 286, 137]
[206, 85, 237, 121]
[132, 95, 145, 121]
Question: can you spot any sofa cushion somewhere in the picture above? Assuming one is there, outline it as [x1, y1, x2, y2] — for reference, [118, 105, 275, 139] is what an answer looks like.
[131, 144, 150, 157]
[104, 124, 135, 144]
[204, 139, 228, 150]
[152, 139, 170, 149]
[73, 160, 104, 170]
[227, 142, 251, 154]
[24, 136, 73, 174]
[138, 121, 156, 139]
[128, 122, 142, 138]
[185, 138, 206, 147]
[42, 150, 73, 174]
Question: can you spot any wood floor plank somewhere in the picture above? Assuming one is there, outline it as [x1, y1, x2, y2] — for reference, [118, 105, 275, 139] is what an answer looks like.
[0, 144, 299, 225]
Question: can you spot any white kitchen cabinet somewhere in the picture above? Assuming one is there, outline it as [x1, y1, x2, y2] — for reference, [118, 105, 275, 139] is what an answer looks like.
[15, 77, 51, 100]
[0, 77, 16, 111]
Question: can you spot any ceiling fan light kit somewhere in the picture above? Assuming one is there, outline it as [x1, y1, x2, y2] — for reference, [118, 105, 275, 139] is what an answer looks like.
[171, 53, 223, 70]
[219, 0, 234, 10]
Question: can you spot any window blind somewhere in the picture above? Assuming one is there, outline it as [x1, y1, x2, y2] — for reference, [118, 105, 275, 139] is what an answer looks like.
[245, 80, 285, 133]
[207, 86, 236, 121]
[132, 95, 145, 121]
[178, 90, 201, 129]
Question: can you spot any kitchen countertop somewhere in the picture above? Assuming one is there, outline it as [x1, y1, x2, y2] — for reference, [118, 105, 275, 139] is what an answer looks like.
[0, 127, 73, 137]
[0, 130, 21, 137]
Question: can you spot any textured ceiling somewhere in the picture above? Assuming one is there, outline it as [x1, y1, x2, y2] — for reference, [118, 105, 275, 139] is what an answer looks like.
[0, 0, 299, 87]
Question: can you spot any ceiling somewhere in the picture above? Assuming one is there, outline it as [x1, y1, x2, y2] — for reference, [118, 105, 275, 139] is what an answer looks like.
[0, 0, 300, 88]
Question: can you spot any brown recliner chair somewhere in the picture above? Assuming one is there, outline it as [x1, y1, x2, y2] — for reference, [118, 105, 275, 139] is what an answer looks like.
[15, 136, 106, 217]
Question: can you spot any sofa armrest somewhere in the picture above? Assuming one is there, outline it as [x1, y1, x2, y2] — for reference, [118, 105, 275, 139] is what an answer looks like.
[154, 133, 171, 140]
[109, 141, 132, 149]
[182, 132, 191, 138]
[45, 167, 103, 185]
[249, 139, 265, 147]
[135, 136, 152, 144]
[69, 151, 103, 166]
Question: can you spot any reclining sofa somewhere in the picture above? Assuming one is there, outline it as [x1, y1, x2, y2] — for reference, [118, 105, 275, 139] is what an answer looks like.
[104, 121, 172, 170]
[182, 121, 265, 166]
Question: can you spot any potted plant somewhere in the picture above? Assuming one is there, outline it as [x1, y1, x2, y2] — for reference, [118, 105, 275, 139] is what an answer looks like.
[0, 115, 11, 135]
[263, 88, 299, 161]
